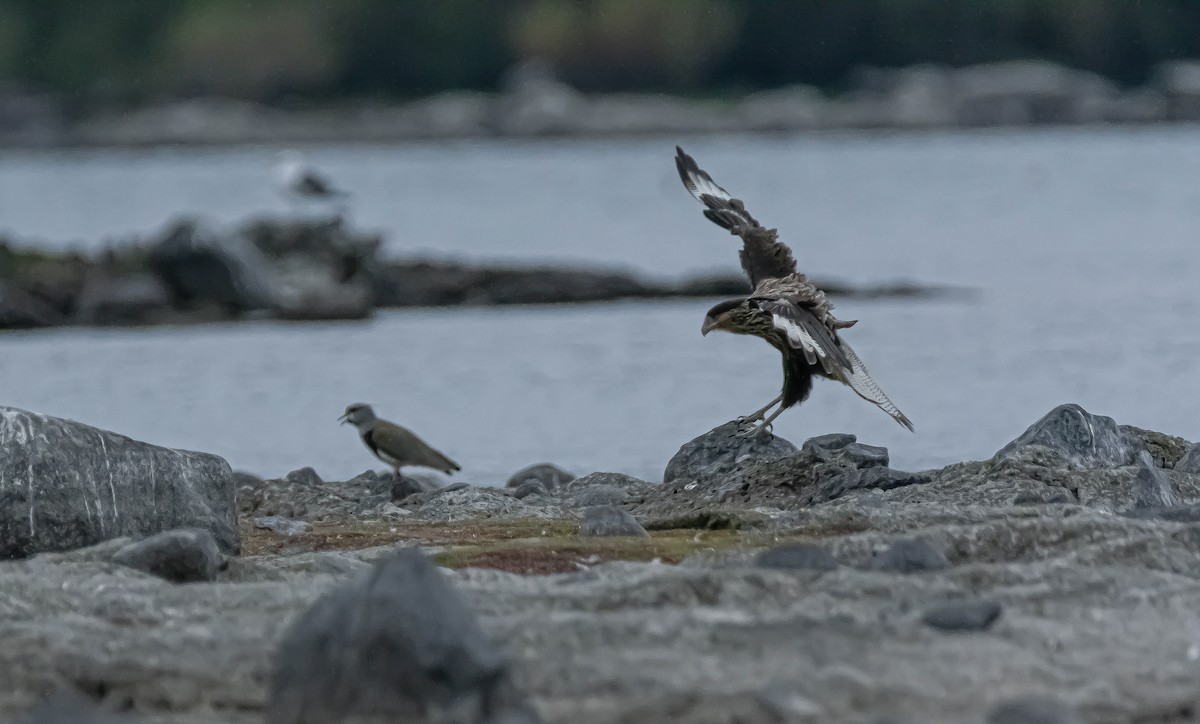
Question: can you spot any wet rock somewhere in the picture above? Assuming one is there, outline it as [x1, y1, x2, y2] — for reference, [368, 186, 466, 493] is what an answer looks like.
[921, 600, 1003, 632]
[755, 543, 840, 571]
[112, 528, 224, 583]
[1177, 443, 1200, 475]
[510, 481, 550, 500]
[253, 515, 311, 536]
[0, 406, 239, 558]
[1013, 489, 1075, 506]
[987, 696, 1081, 724]
[506, 463, 575, 491]
[268, 549, 540, 724]
[664, 421, 799, 484]
[1131, 451, 1177, 510]
[579, 506, 648, 538]
[995, 403, 1140, 469]
[869, 538, 950, 573]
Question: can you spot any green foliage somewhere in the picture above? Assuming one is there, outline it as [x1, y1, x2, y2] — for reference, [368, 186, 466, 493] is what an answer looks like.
[2, 0, 1200, 103]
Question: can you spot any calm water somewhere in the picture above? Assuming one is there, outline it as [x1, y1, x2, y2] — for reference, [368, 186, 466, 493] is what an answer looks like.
[2, 129, 1198, 481]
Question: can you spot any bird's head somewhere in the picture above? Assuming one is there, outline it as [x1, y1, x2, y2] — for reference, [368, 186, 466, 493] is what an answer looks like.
[701, 298, 746, 336]
[339, 403, 376, 427]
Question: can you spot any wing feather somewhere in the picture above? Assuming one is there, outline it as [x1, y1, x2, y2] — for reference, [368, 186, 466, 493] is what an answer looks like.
[675, 146, 797, 286]
[837, 341, 914, 431]
[372, 423, 461, 473]
[758, 299, 848, 375]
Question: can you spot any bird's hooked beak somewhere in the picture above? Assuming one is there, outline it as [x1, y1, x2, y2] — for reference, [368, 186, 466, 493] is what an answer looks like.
[701, 316, 720, 336]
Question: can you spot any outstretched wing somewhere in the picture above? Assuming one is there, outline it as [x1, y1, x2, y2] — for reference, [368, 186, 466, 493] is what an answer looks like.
[757, 298, 850, 375]
[675, 146, 797, 287]
[836, 341, 914, 431]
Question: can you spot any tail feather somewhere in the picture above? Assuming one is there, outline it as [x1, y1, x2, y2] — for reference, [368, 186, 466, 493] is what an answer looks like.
[838, 341, 914, 432]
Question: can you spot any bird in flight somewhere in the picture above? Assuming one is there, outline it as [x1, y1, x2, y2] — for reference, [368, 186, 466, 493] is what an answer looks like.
[674, 146, 913, 436]
[339, 403, 461, 477]
[273, 150, 349, 205]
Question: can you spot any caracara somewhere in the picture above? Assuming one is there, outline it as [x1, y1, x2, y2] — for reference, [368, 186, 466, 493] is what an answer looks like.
[675, 146, 913, 436]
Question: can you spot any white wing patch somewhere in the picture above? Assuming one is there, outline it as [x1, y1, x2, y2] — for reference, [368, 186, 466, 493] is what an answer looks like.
[838, 341, 914, 431]
[770, 313, 828, 367]
[680, 163, 732, 203]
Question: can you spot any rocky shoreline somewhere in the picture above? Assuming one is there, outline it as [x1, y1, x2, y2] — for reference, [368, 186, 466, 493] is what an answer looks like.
[7, 59, 1200, 149]
[3, 402, 1200, 722]
[0, 216, 956, 331]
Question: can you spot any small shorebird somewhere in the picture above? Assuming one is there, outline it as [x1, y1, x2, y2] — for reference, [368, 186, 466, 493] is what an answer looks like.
[339, 403, 461, 477]
[273, 150, 349, 205]
[674, 146, 913, 436]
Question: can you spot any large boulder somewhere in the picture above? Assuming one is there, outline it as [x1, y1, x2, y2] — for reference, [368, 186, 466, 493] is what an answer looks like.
[664, 421, 799, 484]
[267, 549, 541, 724]
[994, 404, 1140, 469]
[0, 407, 239, 558]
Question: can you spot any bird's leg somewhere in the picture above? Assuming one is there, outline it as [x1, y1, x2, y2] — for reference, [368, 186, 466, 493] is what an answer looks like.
[738, 405, 788, 438]
[737, 394, 783, 424]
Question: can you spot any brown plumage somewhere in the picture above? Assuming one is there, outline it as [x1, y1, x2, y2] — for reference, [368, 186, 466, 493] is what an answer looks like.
[675, 146, 913, 434]
[339, 403, 461, 475]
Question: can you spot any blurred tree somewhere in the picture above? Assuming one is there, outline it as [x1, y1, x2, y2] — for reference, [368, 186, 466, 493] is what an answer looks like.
[3, 0, 1200, 103]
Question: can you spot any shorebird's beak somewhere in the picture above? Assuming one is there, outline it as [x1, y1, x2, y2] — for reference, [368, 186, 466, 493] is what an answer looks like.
[701, 317, 719, 336]
[337, 414, 349, 425]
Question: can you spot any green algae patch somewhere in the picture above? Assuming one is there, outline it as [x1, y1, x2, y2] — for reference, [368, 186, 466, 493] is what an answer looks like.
[240, 517, 580, 556]
[433, 529, 746, 575]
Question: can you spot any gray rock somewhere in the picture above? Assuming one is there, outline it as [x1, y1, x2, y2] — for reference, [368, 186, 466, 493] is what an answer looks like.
[995, 403, 1139, 469]
[267, 549, 540, 724]
[73, 272, 172, 326]
[664, 421, 798, 484]
[565, 484, 629, 508]
[1013, 489, 1075, 506]
[1131, 451, 1177, 510]
[1177, 443, 1200, 474]
[755, 543, 840, 571]
[0, 280, 67, 329]
[869, 538, 950, 573]
[579, 506, 648, 538]
[19, 690, 140, 723]
[112, 528, 224, 583]
[510, 481, 549, 500]
[505, 463, 575, 491]
[284, 467, 322, 486]
[392, 474, 441, 501]
[801, 433, 857, 462]
[841, 443, 889, 468]
[987, 696, 1081, 724]
[0, 406, 239, 558]
[921, 600, 1003, 632]
[253, 515, 311, 536]
[147, 217, 276, 312]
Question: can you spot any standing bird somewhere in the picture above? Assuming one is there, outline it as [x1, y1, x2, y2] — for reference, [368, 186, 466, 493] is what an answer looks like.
[273, 150, 349, 205]
[674, 146, 913, 435]
[339, 403, 461, 477]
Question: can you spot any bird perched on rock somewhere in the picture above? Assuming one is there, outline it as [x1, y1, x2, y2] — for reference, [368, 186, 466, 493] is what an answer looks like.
[339, 403, 461, 477]
[674, 146, 913, 436]
[273, 150, 349, 205]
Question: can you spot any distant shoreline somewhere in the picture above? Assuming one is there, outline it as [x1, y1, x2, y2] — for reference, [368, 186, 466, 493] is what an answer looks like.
[6, 59, 1200, 150]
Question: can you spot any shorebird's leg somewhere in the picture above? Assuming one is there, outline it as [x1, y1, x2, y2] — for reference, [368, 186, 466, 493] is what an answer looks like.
[737, 394, 783, 424]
